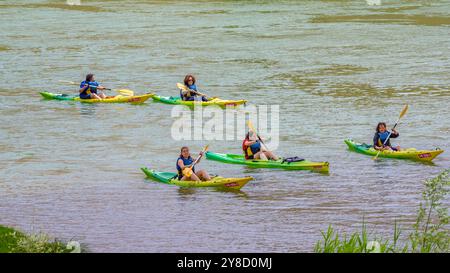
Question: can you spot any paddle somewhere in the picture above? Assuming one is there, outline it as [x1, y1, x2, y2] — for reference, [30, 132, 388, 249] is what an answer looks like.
[59, 80, 135, 96]
[247, 120, 271, 153]
[182, 145, 209, 178]
[177, 83, 209, 99]
[372, 104, 409, 161]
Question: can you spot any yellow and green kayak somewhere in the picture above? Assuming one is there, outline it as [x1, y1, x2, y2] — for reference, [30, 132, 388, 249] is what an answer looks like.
[40, 91, 153, 103]
[344, 139, 444, 162]
[141, 168, 252, 190]
[205, 152, 329, 172]
[152, 95, 247, 108]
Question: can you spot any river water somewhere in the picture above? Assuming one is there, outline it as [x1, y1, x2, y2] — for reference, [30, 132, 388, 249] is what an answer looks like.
[0, 0, 449, 252]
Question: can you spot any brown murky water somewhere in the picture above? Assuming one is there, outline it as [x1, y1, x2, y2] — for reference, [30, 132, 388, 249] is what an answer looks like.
[0, 0, 449, 252]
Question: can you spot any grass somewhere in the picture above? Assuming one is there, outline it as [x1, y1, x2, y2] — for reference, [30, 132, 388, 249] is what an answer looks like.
[0, 225, 82, 253]
[315, 169, 450, 253]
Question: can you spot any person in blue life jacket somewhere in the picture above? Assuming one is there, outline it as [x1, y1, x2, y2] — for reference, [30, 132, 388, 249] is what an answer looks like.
[79, 74, 107, 100]
[180, 74, 208, 102]
[242, 131, 278, 161]
[373, 122, 400, 151]
[176, 146, 211, 181]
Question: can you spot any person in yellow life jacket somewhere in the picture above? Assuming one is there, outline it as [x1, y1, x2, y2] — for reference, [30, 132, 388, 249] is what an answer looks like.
[373, 122, 400, 151]
[79, 74, 107, 100]
[242, 131, 278, 161]
[176, 146, 211, 181]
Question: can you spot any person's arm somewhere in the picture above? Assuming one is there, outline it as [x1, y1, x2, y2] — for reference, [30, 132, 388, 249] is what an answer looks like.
[373, 133, 382, 149]
[79, 83, 89, 93]
[182, 90, 192, 98]
[390, 129, 399, 138]
[244, 139, 257, 146]
[178, 159, 187, 170]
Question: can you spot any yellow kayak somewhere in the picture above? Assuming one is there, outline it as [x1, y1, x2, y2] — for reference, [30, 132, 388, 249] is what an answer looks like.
[40, 91, 153, 103]
[141, 168, 252, 190]
[152, 95, 247, 108]
[345, 139, 444, 162]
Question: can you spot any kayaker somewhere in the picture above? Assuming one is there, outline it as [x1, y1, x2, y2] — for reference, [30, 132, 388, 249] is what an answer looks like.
[79, 74, 107, 100]
[242, 131, 278, 161]
[176, 146, 211, 181]
[180, 75, 208, 102]
[373, 122, 400, 151]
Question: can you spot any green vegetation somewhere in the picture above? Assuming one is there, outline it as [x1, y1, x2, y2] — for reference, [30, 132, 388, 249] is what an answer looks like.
[315, 169, 450, 253]
[0, 225, 82, 253]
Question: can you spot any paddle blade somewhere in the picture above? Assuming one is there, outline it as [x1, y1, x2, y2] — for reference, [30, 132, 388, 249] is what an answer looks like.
[247, 120, 257, 135]
[399, 104, 408, 119]
[182, 168, 193, 178]
[177, 83, 188, 91]
[117, 89, 134, 96]
[372, 152, 380, 161]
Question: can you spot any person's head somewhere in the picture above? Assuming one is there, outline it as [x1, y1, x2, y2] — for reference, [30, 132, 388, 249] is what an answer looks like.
[86, 74, 95, 82]
[184, 75, 196, 86]
[246, 131, 256, 141]
[376, 122, 387, 133]
[180, 146, 190, 158]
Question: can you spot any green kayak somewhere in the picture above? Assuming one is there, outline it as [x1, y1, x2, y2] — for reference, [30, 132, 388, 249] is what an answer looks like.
[344, 139, 444, 162]
[205, 152, 329, 172]
[152, 94, 247, 108]
[141, 168, 252, 190]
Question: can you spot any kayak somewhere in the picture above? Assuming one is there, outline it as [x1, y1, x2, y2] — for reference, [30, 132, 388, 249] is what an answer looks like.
[141, 168, 252, 190]
[40, 91, 153, 103]
[152, 95, 247, 108]
[205, 152, 329, 172]
[344, 139, 444, 162]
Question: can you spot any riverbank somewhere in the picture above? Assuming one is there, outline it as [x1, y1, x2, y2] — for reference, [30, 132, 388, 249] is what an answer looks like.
[0, 225, 81, 253]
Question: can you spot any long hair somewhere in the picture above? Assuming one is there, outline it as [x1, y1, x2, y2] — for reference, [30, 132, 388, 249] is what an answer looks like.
[183, 75, 196, 86]
[376, 122, 387, 133]
[85, 73, 94, 82]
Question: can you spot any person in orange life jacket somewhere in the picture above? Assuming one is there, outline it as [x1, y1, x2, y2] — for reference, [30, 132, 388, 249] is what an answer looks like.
[373, 122, 400, 151]
[180, 74, 208, 102]
[176, 146, 211, 181]
[79, 74, 107, 100]
[242, 131, 278, 161]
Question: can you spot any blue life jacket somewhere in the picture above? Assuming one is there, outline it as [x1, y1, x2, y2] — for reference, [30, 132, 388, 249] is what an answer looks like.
[176, 156, 194, 178]
[80, 81, 99, 98]
[250, 141, 262, 155]
[378, 131, 390, 145]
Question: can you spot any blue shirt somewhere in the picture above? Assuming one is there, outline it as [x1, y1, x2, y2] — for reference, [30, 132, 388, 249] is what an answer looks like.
[80, 81, 99, 98]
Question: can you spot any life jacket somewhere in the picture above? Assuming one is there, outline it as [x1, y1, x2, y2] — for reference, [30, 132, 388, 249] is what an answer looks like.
[242, 138, 261, 159]
[176, 156, 194, 178]
[80, 81, 99, 98]
[377, 131, 391, 146]
[180, 84, 198, 100]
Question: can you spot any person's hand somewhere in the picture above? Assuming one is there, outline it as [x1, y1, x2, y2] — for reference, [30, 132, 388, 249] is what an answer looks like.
[199, 151, 204, 156]
[392, 129, 398, 134]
